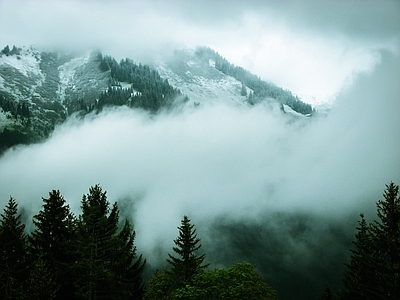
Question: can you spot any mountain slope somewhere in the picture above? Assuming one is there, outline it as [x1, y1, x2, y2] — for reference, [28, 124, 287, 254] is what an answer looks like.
[0, 45, 313, 154]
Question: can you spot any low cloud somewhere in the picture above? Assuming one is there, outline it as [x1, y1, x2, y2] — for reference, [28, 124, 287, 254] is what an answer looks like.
[0, 48, 399, 298]
[0, 0, 398, 103]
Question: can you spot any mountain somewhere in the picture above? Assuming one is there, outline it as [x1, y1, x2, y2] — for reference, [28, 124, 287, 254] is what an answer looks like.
[0, 45, 313, 153]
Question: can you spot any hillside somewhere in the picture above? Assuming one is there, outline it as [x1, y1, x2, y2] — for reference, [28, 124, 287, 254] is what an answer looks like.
[0, 45, 313, 154]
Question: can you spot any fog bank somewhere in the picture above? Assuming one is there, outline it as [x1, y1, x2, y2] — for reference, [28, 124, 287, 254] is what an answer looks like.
[0, 50, 399, 299]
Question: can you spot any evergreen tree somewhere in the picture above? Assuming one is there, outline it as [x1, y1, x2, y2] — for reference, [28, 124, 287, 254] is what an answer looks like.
[370, 182, 400, 298]
[341, 182, 400, 299]
[341, 214, 378, 299]
[76, 184, 145, 300]
[26, 257, 59, 300]
[28, 190, 77, 300]
[240, 83, 247, 96]
[1, 45, 10, 56]
[0, 197, 27, 299]
[167, 216, 207, 284]
[318, 283, 339, 300]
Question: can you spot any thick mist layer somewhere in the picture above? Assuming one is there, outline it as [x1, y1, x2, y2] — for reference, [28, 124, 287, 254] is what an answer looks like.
[0, 51, 399, 299]
[1, 0, 398, 104]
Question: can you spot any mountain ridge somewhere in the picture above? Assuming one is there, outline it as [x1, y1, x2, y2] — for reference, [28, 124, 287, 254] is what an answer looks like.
[0, 45, 313, 153]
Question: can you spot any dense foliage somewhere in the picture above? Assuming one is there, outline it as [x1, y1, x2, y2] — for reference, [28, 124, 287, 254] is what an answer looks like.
[0, 197, 27, 299]
[0, 182, 398, 299]
[341, 182, 400, 299]
[145, 216, 277, 300]
[0, 185, 145, 300]
[97, 55, 186, 112]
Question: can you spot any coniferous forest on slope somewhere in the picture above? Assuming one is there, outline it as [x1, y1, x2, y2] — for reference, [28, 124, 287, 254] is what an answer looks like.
[0, 182, 399, 300]
[0, 45, 314, 155]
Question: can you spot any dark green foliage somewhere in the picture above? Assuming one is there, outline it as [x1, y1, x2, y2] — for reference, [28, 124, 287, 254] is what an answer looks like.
[0, 92, 31, 121]
[341, 182, 400, 299]
[167, 215, 208, 284]
[341, 214, 379, 299]
[0, 197, 27, 299]
[75, 184, 145, 300]
[28, 190, 77, 299]
[97, 56, 183, 112]
[1, 45, 21, 56]
[146, 216, 278, 299]
[318, 283, 339, 300]
[26, 257, 59, 300]
[240, 83, 247, 96]
[370, 182, 400, 298]
[145, 262, 278, 300]
[1, 45, 10, 56]
[196, 47, 314, 115]
[0, 128, 30, 155]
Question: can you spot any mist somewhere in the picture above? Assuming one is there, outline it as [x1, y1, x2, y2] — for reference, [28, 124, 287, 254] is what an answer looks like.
[0, 48, 399, 298]
[1, 0, 398, 104]
[1, 0, 400, 298]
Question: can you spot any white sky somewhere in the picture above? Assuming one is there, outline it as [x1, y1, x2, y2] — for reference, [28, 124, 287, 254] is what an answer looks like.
[0, 0, 399, 105]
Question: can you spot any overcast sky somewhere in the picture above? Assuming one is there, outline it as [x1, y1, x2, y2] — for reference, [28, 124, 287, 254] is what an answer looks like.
[0, 1, 400, 298]
[0, 0, 399, 104]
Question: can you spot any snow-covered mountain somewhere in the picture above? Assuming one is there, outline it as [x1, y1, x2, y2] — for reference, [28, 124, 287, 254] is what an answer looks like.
[0, 45, 312, 153]
[155, 48, 251, 107]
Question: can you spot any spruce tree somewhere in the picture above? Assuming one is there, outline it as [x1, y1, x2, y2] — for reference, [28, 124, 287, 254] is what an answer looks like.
[0, 197, 27, 299]
[26, 257, 59, 300]
[76, 184, 145, 299]
[28, 190, 77, 299]
[342, 182, 400, 299]
[370, 182, 400, 298]
[167, 215, 207, 284]
[341, 215, 379, 299]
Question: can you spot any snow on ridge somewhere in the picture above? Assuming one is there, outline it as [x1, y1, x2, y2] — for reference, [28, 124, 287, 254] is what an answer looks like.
[157, 61, 249, 107]
[0, 48, 42, 77]
[57, 53, 91, 101]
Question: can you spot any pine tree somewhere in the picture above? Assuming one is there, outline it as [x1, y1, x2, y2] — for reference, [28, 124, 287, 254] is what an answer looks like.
[28, 190, 77, 299]
[341, 182, 400, 299]
[167, 216, 208, 284]
[76, 184, 145, 300]
[240, 83, 247, 96]
[0, 197, 27, 299]
[318, 283, 337, 300]
[341, 214, 379, 299]
[112, 220, 146, 299]
[370, 182, 400, 298]
[26, 257, 59, 300]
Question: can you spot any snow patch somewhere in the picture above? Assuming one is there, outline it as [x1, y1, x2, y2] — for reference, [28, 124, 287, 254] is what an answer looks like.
[282, 104, 306, 117]
[0, 48, 42, 77]
[119, 82, 132, 89]
[57, 53, 90, 101]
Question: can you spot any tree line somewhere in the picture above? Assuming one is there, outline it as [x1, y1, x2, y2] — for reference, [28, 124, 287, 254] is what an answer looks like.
[95, 55, 187, 112]
[195, 47, 315, 115]
[0, 182, 399, 299]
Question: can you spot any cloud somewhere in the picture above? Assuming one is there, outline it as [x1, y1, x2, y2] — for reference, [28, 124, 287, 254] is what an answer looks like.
[0, 46, 399, 298]
[0, 1, 399, 298]
[0, 0, 398, 103]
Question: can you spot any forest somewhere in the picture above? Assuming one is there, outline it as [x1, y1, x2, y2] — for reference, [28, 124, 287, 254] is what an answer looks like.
[0, 182, 398, 299]
[194, 47, 315, 115]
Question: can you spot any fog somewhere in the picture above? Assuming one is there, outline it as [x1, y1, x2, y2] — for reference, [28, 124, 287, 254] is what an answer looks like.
[0, 0, 399, 298]
[0, 48, 399, 298]
[1, 0, 399, 103]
